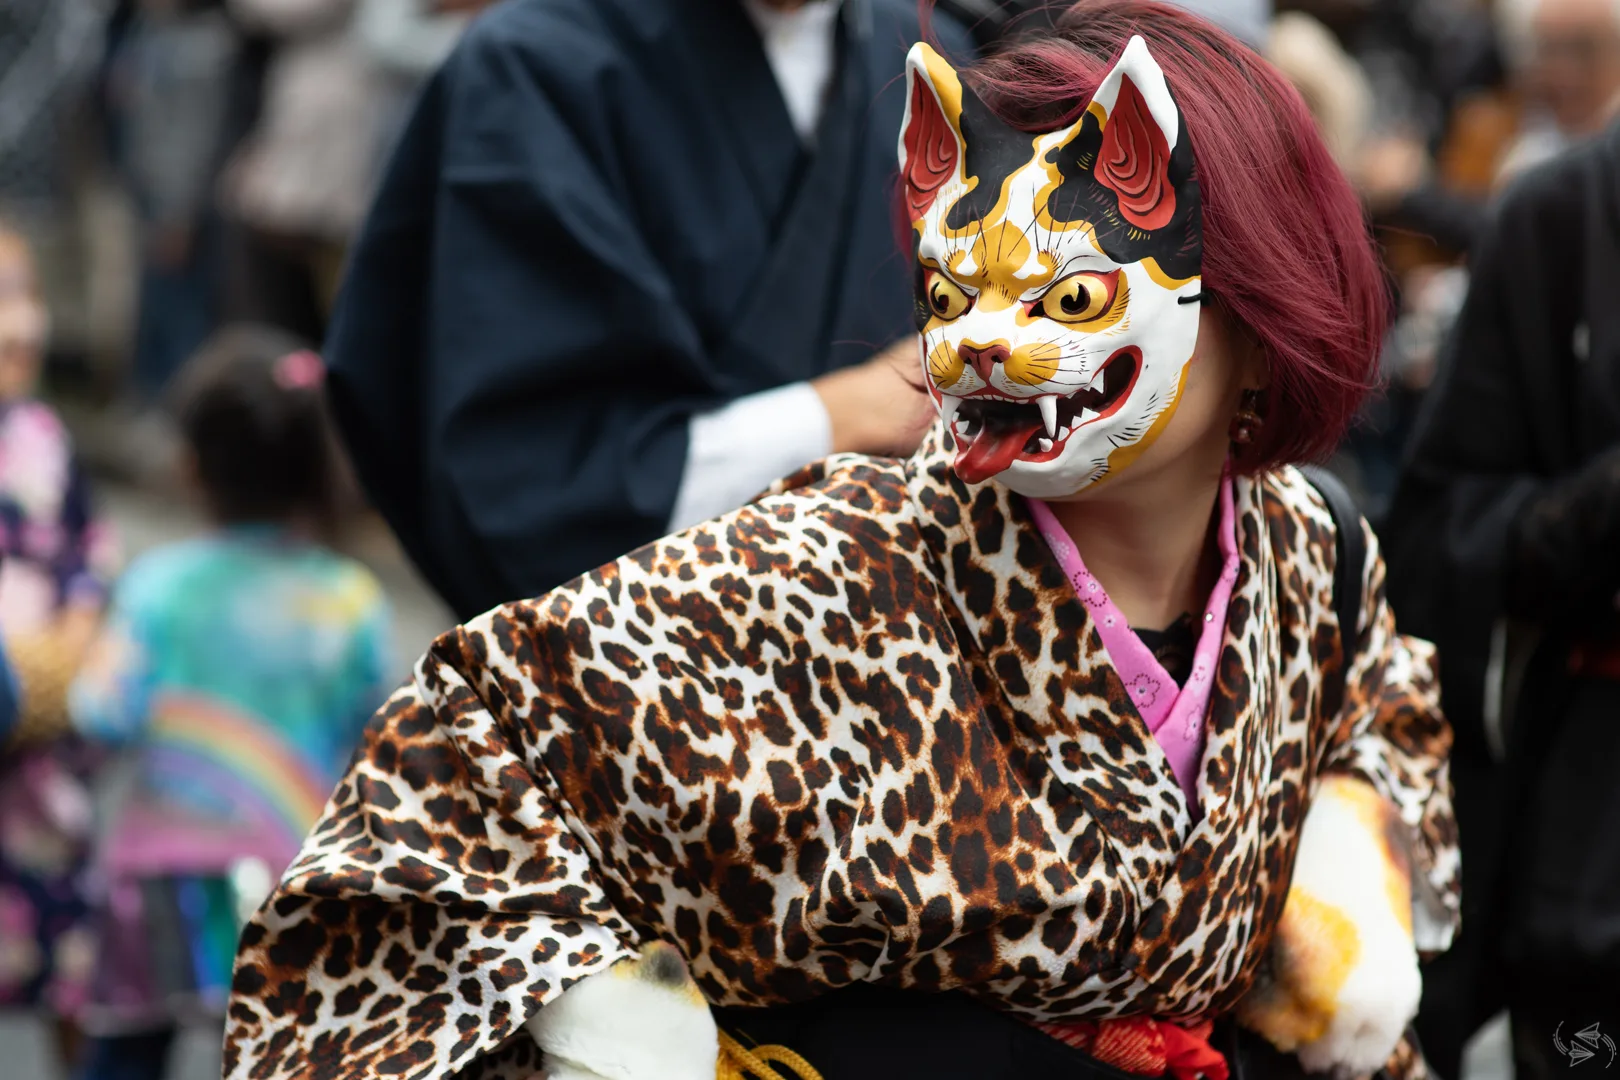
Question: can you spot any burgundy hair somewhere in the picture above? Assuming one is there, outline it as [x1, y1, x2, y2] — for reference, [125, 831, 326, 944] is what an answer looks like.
[962, 1, 1387, 470]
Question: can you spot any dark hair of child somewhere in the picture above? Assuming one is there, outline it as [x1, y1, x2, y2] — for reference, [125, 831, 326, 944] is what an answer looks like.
[169, 324, 336, 530]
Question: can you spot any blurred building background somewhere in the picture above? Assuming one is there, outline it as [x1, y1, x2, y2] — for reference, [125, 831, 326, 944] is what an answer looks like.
[4, 0, 1616, 1076]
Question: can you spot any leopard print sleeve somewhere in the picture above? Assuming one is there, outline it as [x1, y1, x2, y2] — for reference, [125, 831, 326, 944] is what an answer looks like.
[222, 611, 646, 1080]
[224, 454, 945, 1080]
[1320, 517, 1462, 957]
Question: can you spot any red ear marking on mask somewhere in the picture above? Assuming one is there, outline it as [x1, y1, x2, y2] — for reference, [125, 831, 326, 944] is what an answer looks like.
[1096, 76, 1175, 231]
[903, 77, 959, 223]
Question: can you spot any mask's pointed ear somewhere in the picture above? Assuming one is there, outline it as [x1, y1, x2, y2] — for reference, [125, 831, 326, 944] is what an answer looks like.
[898, 43, 968, 225]
[1075, 35, 1188, 232]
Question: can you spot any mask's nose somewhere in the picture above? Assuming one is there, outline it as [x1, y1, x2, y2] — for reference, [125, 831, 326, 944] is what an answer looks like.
[958, 342, 1010, 384]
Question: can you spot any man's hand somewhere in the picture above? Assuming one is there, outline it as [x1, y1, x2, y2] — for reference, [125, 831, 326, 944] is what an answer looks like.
[811, 336, 937, 458]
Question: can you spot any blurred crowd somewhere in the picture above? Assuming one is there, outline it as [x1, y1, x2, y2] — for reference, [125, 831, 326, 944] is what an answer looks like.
[8, 0, 1619, 504]
[3, 0, 493, 409]
[0, 5, 495, 1079]
[0, 0, 1618, 1078]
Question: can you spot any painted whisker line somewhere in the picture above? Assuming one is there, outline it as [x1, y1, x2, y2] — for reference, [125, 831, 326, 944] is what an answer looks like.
[904, 36, 1198, 487]
[1012, 209, 1046, 260]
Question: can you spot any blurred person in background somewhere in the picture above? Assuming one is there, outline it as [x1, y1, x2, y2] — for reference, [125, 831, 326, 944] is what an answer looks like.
[0, 0, 104, 261]
[1357, 0, 1620, 238]
[0, 226, 114, 670]
[1267, 8, 1373, 174]
[353, 0, 479, 160]
[0, 222, 117, 1075]
[1289, 0, 1501, 156]
[104, 0, 239, 399]
[1384, 122, 1620, 1080]
[325, 0, 973, 620]
[67, 326, 393, 1080]
[1493, 0, 1620, 180]
[1259, 4, 1438, 517]
[0, 637, 17, 745]
[0, 0, 111, 374]
[1340, 0, 1501, 260]
[218, 0, 381, 345]
[1337, 0, 1620, 528]
[939, 0, 1273, 45]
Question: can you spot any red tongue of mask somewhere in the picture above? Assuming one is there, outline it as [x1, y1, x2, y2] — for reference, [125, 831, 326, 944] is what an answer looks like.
[954, 414, 1046, 484]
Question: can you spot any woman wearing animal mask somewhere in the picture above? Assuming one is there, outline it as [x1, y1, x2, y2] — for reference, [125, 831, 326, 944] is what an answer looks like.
[222, 5, 1457, 1080]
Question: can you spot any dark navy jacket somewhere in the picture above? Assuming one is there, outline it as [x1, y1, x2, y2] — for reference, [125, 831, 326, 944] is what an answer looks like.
[325, 0, 970, 618]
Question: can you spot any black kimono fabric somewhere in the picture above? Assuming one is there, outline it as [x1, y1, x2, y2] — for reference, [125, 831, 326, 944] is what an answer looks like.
[323, 0, 971, 620]
[1382, 122, 1620, 1065]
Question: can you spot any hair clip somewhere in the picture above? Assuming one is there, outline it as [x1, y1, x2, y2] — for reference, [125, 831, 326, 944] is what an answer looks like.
[274, 349, 325, 391]
[1177, 292, 1209, 306]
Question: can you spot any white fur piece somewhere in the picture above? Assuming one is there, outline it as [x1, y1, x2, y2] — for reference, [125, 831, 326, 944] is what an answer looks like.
[526, 944, 718, 1080]
[1241, 776, 1421, 1077]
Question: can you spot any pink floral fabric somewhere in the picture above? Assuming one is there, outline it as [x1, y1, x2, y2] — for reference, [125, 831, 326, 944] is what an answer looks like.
[1025, 477, 1240, 816]
[0, 398, 114, 1011]
[0, 400, 117, 629]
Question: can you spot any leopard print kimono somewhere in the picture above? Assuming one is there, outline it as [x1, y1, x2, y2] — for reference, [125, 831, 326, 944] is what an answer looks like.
[224, 432, 1459, 1080]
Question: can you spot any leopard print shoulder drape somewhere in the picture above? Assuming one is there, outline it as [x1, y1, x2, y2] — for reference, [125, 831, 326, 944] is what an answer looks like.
[224, 433, 1458, 1080]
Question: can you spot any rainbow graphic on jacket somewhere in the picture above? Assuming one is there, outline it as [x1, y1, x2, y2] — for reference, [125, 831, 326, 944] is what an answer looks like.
[142, 691, 335, 850]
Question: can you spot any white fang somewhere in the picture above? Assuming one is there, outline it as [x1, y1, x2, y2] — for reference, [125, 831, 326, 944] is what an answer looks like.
[1038, 396, 1058, 439]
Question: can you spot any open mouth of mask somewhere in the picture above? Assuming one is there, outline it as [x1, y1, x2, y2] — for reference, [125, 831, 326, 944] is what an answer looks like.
[948, 348, 1141, 484]
[898, 34, 1204, 497]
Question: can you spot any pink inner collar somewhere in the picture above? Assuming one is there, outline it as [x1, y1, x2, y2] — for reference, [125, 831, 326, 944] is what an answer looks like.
[1025, 477, 1239, 820]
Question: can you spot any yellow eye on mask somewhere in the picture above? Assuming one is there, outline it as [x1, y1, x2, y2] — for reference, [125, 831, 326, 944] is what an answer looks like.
[926, 270, 972, 320]
[898, 35, 1203, 498]
[1035, 271, 1120, 324]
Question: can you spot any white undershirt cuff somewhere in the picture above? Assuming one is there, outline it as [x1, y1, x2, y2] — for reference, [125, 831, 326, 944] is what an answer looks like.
[668, 382, 833, 533]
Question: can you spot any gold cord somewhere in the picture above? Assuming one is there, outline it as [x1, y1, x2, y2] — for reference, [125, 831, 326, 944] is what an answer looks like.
[717, 1030, 824, 1080]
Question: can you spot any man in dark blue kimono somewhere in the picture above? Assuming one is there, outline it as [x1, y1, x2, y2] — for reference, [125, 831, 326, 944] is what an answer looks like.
[324, 0, 972, 619]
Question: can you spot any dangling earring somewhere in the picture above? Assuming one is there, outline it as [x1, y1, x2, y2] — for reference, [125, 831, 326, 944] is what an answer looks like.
[1229, 389, 1264, 448]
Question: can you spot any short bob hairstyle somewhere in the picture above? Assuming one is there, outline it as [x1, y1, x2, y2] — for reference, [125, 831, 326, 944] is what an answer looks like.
[964, 1, 1387, 471]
